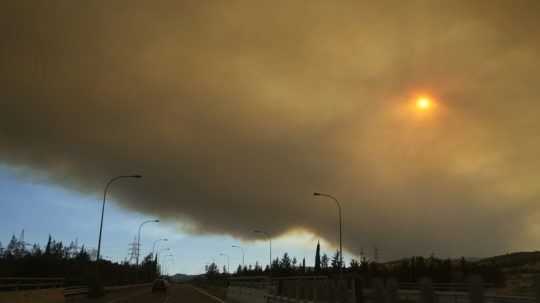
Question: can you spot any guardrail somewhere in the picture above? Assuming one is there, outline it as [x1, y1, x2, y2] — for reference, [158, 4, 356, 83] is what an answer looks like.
[227, 276, 535, 303]
[64, 285, 88, 297]
[0, 278, 152, 297]
[0, 277, 64, 291]
[399, 282, 495, 292]
[63, 283, 153, 297]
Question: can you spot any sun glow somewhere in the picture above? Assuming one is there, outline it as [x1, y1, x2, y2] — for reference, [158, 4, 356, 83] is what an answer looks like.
[416, 97, 432, 110]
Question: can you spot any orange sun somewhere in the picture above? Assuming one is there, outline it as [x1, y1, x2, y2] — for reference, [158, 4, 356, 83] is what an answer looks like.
[416, 97, 432, 110]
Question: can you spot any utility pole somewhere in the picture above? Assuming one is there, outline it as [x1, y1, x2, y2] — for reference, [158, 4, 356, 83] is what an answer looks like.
[128, 237, 139, 264]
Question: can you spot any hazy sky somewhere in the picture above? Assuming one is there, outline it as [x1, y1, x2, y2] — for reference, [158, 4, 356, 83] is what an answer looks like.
[2, 1, 540, 269]
[0, 165, 327, 274]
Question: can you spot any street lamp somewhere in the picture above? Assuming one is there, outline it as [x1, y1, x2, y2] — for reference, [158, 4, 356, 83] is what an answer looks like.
[163, 254, 174, 276]
[136, 219, 160, 266]
[157, 248, 171, 275]
[232, 245, 245, 266]
[152, 238, 168, 257]
[253, 230, 272, 272]
[219, 253, 230, 273]
[97, 175, 142, 262]
[314, 192, 343, 271]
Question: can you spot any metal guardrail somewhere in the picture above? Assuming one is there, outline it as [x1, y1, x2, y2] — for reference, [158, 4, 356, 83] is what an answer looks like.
[399, 282, 496, 292]
[264, 289, 537, 303]
[64, 285, 88, 297]
[63, 283, 153, 297]
[0, 278, 152, 297]
[0, 277, 64, 291]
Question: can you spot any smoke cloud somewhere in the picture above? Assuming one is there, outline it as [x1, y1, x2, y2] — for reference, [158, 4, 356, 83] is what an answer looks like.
[2, 1, 540, 259]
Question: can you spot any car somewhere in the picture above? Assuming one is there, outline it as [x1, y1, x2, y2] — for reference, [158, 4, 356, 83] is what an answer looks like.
[152, 278, 170, 292]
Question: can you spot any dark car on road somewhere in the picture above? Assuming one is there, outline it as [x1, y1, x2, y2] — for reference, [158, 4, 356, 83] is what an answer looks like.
[152, 278, 170, 292]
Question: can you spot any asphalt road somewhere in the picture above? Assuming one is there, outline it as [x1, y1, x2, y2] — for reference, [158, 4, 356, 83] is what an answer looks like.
[67, 284, 224, 303]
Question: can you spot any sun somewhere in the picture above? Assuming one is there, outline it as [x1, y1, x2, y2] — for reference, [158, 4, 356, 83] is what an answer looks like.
[416, 97, 432, 110]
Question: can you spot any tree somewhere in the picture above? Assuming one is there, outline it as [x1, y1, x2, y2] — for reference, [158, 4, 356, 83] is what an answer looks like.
[331, 250, 341, 270]
[31, 244, 42, 256]
[205, 262, 219, 278]
[0, 241, 4, 257]
[44, 235, 52, 255]
[6, 234, 24, 258]
[314, 240, 321, 271]
[271, 258, 280, 271]
[254, 262, 263, 273]
[0, 234, 159, 286]
[76, 246, 90, 262]
[350, 259, 360, 270]
[280, 253, 292, 272]
[321, 254, 329, 269]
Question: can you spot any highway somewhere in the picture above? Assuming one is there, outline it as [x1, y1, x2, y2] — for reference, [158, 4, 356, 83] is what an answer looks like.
[67, 284, 225, 303]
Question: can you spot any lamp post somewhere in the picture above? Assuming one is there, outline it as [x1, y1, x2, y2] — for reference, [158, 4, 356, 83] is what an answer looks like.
[232, 245, 245, 266]
[152, 238, 168, 257]
[163, 254, 174, 276]
[136, 219, 159, 266]
[253, 230, 272, 272]
[97, 175, 142, 262]
[219, 253, 230, 273]
[314, 192, 343, 271]
[157, 248, 171, 275]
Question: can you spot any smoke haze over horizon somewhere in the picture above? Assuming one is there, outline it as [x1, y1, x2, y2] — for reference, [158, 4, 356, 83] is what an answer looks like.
[2, 1, 540, 260]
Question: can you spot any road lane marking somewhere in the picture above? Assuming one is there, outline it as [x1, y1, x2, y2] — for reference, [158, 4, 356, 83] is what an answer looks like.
[189, 285, 226, 303]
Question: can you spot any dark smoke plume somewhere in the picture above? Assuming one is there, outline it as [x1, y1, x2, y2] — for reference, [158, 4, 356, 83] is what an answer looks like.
[2, 1, 540, 259]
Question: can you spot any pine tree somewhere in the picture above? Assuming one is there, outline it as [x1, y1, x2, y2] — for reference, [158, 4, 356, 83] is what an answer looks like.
[254, 261, 262, 273]
[76, 246, 90, 262]
[6, 234, 18, 257]
[280, 253, 292, 272]
[271, 258, 280, 271]
[350, 259, 360, 270]
[31, 243, 42, 256]
[331, 250, 341, 270]
[321, 254, 329, 269]
[315, 240, 321, 271]
[44, 235, 52, 255]
[206, 262, 219, 278]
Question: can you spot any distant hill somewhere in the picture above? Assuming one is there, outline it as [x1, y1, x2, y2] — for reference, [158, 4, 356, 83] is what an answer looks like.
[384, 256, 480, 266]
[383, 253, 540, 270]
[476, 251, 540, 269]
[170, 273, 202, 282]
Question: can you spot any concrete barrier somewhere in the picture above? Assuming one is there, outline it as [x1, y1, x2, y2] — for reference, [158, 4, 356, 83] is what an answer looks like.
[0, 288, 65, 303]
[226, 286, 267, 303]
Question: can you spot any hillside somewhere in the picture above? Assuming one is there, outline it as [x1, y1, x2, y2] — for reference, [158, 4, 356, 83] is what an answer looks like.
[476, 252, 540, 270]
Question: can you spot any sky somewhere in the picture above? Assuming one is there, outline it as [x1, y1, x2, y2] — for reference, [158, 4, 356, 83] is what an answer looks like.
[0, 165, 336, 274]
[2, 1, 540, 274]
